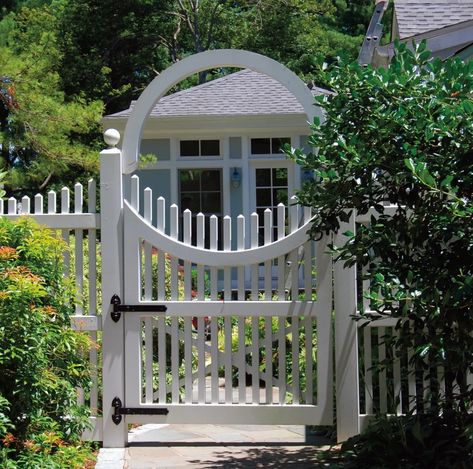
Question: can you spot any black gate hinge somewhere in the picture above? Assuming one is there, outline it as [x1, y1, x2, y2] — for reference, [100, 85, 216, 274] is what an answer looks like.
[112, 397, 169, 425]
[110, 295, 167, 322]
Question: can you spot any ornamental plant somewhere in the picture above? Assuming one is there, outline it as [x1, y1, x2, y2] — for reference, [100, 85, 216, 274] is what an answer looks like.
[0, 218, 95, 468]
[288, 42, 473, 458]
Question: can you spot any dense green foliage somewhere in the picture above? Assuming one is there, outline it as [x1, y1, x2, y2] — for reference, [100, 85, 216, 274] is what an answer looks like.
[0, 0, 375, 195]
[0, 218, 95, 468]
[0, 4, 103, 196]
[289, 43, 473, 464]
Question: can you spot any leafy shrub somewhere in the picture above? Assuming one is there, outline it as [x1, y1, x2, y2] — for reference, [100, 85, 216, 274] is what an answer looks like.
[0, 217, 95, 468]
[338, 413, 473, 468]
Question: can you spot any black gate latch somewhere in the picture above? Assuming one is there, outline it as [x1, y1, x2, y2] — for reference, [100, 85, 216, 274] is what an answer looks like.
[112, 397, 169, 425]
[110, 295, 167, 322]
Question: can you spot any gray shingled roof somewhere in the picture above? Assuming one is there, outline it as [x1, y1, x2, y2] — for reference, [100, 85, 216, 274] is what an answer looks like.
[395, 0, 473, 39]
[105, 69, 323, 119]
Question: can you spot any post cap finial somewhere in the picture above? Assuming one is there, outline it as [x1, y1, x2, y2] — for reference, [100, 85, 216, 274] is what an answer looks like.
[104, 129, 121, 148]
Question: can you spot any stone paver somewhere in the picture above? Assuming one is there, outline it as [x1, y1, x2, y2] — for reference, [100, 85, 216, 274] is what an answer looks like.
[124, 424, 334, 469]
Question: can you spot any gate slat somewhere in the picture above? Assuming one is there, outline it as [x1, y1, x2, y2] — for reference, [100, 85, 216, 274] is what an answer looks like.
[264, 209, 272, 300]
[144, 318, 153, 404]
[143, 188, 153, 301]
[237, 216, 246, 404]
[305, 317, 313, 404]
[250, 213, 259, 301]
[197, 317, 206, 403]
[171, 317, 180, 403]
[210, 215, 218, 301]
[238, 317, 246, 404]
[252, 316, 260, 405]
[224, 317, 233, 404]
[157, 197, 166, 301]
[209, 215, 219, 404]
[291, 316, 300, 405]
[393, 329, 402, 415]
[378, 327, 387, 413]
[223, 217, 233, 403]
[278, 317, 287, 405]
[197, 213, 205, 300]
[158, 315, 167, 403]
[183, 209, 193, 404]
[364, 327, 373, 414]
[250, 213, 260, 404]
[265, 316, 273, 404]
[277, 204, 286, 300]
[170, 204, 179, 301]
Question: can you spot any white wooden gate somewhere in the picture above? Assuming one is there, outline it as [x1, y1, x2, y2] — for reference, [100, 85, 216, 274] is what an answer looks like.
[118, 175, 333, 426]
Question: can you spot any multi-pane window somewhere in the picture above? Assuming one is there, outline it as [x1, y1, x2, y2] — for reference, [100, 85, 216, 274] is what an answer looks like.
[255, 168, 288, 243]
[251, 137, 290, 155]
[180, 139, 220, 157]
[179, 169, 222, 247]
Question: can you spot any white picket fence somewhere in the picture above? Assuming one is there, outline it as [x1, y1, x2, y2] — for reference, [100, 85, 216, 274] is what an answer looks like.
[1, 175, 465, 444]
[0, 181, 102, 440]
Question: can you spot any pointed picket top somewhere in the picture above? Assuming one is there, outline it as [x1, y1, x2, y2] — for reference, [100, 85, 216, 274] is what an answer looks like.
[61, 187, 70, 214]
[74, 182, 83, 214]
[157, 197, 166, 232]
[237, 214, 245, 250]
[88, 179, 96, 213]
[8, 197, 17, 214]
[35, 194, 43, 214]
[48, 190, 57, 214]
[144, 187, 152, 222]
[131, 175, 139, 210]
[21, 196, 31, 214]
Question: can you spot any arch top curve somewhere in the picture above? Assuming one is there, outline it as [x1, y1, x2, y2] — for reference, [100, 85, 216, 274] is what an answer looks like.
[121, 49, 322, 174]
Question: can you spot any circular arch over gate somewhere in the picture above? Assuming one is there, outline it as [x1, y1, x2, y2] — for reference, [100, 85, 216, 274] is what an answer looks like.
[121, 49, 322, 174]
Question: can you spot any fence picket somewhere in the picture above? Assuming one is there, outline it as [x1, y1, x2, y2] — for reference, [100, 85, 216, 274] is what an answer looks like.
[61, 187, 70, 278]
[8, 197, 16, 214]
[74, 183, 84, 316]
[21, 196, 30, 214]
[48, 190, 56, 214]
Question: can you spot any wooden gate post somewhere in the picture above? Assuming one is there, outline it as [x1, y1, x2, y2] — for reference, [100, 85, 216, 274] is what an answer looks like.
[100, 129, 127, 447]
[334, 211, 360, 442]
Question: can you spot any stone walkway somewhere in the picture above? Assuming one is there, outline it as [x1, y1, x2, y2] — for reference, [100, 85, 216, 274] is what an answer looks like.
[122, 424, 336, 469]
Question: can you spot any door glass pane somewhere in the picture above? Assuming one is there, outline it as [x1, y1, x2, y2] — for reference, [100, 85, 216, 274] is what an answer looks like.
[201, 170, 221, 191]
[201, 192, 221, 214]
[256, 168, 271, 186]
[201, 140, 220, 156]
[180, 192, 200, 212]
[272, 168, 288, 186]
[256, 188, 271, 207]
[274, 188, 288, 205]
[180, 170, 200, 191]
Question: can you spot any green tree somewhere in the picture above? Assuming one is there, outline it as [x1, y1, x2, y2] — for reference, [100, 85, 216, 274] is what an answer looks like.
[289, 43, 473, 420]
[0, 5, 102, 196]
